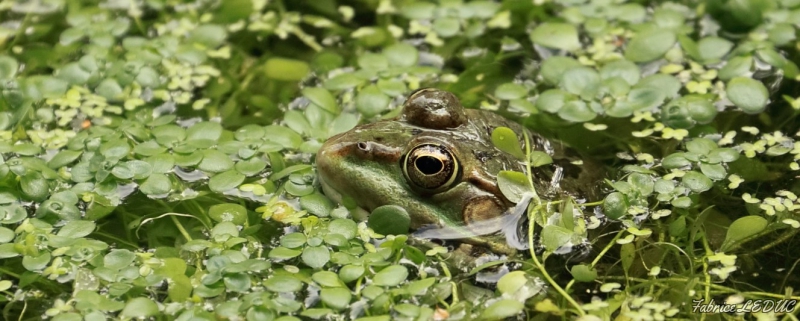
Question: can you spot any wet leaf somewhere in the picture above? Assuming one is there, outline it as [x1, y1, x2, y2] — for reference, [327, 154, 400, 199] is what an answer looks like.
[491, 127, 524, 159]
[209, 203, 248, 225]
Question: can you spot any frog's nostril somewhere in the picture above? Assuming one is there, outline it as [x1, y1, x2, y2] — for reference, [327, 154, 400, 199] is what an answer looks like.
[357, 142, 369, 151]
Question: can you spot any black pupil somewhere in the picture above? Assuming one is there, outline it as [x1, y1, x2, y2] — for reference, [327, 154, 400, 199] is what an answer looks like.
[416, 156, 443, 175]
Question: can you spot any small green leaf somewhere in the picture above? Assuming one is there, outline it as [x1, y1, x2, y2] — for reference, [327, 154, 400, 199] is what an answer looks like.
[530, 23, 580, 51]
[497, 171, 531, 203]
[356, 85, 390, 117]
[339, 265, 365, 283]
[383, 43, 418, 67]
[302, 87, 339, 114]
[104, 249, 136, 270]
[480, 299, 524, 320]
[624, 29, 676, 62]
[558, 100, 597, 122]
[0, 55, 18, 80]
[320, 287, 352, 310]
[368, 205, 410, 235]
[721, 216, 768, 251]
[140, 173, 172, 195]
[373, 265, 408, 287]
[302, 246, 331, 269]
[209, 170, 245, 193]
[264, 58, 310, 81]
[681, 171, 713, 192]
[494, 83, 527, 100]
[604, 192, 628, 220]
[727, 77, 769, 114]
[491, 127, 524, 159]
[535, 89, 572, 113]
[541, 225, 573, 251]
[120, 298, 159, 318]
[48, 150, 82, 169]
[328, 219, 358, 240]
[265, 275, 303, 292]
[570, 264, 598, 282]
[209, 203, 248, 225]
[57, 220, 96, 238]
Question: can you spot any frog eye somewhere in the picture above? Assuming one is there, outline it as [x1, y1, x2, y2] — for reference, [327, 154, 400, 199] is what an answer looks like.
[402, 144, 460, 191]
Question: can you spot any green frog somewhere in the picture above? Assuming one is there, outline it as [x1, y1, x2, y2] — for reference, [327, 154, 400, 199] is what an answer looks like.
[316, 88, 599, 255]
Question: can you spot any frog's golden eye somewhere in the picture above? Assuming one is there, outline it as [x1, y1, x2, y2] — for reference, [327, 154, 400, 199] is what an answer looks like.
[402, 144, 460, 191]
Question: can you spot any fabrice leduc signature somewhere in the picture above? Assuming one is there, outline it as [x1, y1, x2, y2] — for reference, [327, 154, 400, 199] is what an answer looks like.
[692, 299, 798, 314]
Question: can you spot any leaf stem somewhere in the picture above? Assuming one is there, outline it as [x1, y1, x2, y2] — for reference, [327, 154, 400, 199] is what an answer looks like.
[170, 215, 193, 242]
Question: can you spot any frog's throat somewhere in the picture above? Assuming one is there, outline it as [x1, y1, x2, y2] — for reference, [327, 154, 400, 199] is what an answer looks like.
[318, 171, 370, 222]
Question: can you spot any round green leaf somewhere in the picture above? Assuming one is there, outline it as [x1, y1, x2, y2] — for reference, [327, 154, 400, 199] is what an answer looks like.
[494, 83, 527, 100]
[139, 173, 172, 195]
[104, 249, 136, 270]
[383, 43, 418, 67]
[530, 22, 580, 51]
[56, 220, 96, 238]
[367, 205, 411, 236]
[320, 287, 352, 310]
[302, 246, 331, 269]
[372, 265, 408, 287]
[727, 77, 769, 114]
[328, 218, 358, 240]
[0, 55, 18, 80]
[497, 170, 530, 203]
[480, 299, 524, 320]
[558, 100, 597, 122]
[300, 193, 334, 217]
[600, 60, 640, 85]
[280, 233, 307, 249]
[209, 170, 245, 193]
[562, 68, 600, 100]
[570, 264, 598, 282]
[264, 58, 310, 81]
[198, 150, 234, 173]
[356, 85, 390, 117]
[535, 89, 572, 113]
[624, 29, 676, 62]
[312, 271, 344, 288]
[339, 265, 365, 283]
[265, 275, 303, 292]
[681, 171, 713, 192]
[604, 192, 629, 220]
[490, 127, 524, 159]
[302, 87, 339, 114]
[120, 298, 159, 318]
[209, 203, 248, 225]
[540, 57, 581, 85]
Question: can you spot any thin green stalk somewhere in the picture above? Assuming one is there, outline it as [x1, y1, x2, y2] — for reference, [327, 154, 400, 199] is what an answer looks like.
[170, 215, 193, 242]
[528, 203, 586, 316]
[564, 230, 625, 293]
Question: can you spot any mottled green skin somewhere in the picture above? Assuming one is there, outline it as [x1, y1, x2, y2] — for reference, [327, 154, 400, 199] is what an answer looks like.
[316, 89, 599, 252]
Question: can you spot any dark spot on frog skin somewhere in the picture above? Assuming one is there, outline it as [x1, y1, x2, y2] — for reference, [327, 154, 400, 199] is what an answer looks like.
[473, 150, 492, 163]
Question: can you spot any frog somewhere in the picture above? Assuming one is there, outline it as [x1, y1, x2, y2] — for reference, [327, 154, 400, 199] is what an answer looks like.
[315, 88, 600, 256]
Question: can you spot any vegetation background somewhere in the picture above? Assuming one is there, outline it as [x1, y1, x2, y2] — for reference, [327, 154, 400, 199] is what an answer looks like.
[0, 0, 799, 320]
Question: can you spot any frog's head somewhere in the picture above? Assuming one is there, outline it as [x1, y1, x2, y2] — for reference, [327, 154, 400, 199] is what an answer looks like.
[316, 88, 528, 230]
